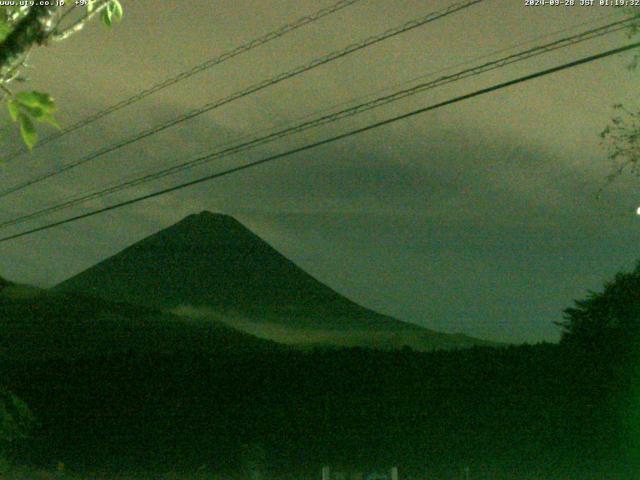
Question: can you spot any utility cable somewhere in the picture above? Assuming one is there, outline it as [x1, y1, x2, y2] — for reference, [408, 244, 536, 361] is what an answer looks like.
[0, 0, 364, 161]
[0, 0, 485, 199]
[0, 17, 632, 230]
[0, 39, 637, 244]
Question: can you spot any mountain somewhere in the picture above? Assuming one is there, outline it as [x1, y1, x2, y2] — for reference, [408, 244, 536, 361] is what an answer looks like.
[55, 211, 495, 350]
[57, 212, 383, 322]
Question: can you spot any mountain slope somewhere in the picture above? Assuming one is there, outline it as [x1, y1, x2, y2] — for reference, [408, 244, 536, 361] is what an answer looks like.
[0, 275, 11, 290]
[0, 282, 276, 363]
[55, 211, 495, 349]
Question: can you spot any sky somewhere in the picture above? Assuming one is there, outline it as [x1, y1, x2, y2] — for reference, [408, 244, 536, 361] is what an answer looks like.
[0, 0, 639, 343]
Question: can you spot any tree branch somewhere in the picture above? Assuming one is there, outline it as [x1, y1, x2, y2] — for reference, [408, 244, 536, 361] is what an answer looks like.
[52, 0, 112, 42]
[0, 4, 62, 74]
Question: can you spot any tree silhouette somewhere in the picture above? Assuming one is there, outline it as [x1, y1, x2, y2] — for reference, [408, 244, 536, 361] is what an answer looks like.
[558, 260, 640, 474]
[558, 260, 640, 354]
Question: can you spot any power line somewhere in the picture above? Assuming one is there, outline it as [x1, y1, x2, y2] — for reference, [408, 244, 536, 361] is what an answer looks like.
[1, 40, 637, 244]
[76, 12, 640, 151]
[0, 0, 485, 199]
[0, 17, 632, 230]
[0, 0, 364, 161]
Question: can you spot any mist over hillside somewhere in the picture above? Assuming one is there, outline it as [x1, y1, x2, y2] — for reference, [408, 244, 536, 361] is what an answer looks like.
[0, 283, 276, 363]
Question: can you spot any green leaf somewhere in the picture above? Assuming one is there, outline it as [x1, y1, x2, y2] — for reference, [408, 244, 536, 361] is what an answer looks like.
[40, 114, 61, 130]
[19, 104, 46, 119]
[0, 18, 11, 43]
[15, 91, 55, 114]
[7, 100, 19, 122]
[7, 90, 60, 148]
[111, 0, 123, 22]
[17, 113, 36, 150]
[101, 6, 112, 27]
[101, 1, 123, 27]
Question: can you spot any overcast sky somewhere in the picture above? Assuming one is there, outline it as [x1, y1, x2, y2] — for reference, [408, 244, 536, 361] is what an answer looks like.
[0, 0, 638, 343]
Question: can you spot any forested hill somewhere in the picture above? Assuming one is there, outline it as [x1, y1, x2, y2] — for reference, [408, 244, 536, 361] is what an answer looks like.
[1, 342, 635, 479]
[0, 283, 277, 363]
[3, 262, 640, 478]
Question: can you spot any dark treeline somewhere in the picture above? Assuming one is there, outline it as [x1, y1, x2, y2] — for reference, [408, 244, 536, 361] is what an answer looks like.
[2, 259, 640, 479]
[0, 340, 636, 479]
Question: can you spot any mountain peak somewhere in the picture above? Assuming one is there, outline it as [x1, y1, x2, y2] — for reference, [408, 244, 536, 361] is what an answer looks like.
[177, 211, 238, 227]
[189, 210, 232, 220]
[55, 213, 352, 316]
[170, 211, 247, 234]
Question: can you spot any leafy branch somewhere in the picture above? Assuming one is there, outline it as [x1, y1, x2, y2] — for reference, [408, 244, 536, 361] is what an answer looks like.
[7, 90, 59, 150]
[52, 0, 122, 41]
[0, 1, 123, 150]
